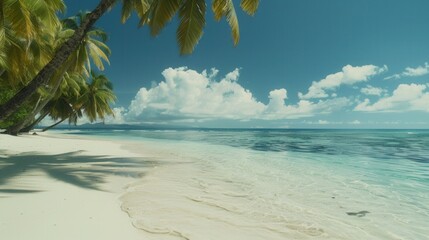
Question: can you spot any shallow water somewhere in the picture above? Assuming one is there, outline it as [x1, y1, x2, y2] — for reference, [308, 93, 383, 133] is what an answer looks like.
[65, 129, 429, 239]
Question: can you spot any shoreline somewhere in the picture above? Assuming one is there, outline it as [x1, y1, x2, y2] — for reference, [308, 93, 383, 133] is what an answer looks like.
[0, 132, 149, 240]
[2, 130, 428, 239]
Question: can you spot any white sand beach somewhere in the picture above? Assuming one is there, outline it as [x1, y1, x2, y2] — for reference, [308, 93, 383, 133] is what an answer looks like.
[0, 132, 148, 240]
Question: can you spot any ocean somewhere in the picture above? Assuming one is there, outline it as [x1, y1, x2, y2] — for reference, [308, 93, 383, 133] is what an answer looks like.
[64, 129, 429, 239]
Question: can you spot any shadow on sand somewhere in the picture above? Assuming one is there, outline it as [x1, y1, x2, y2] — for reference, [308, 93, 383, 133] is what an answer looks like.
[0, 151, 158, 193]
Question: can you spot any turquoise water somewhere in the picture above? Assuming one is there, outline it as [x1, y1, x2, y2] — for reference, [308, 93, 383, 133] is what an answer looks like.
[65, 129, 429, 239]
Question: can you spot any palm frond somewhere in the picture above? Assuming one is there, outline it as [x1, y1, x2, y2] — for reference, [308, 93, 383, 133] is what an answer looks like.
[212, 0, 224, 20]
[121, 0, 152, 23]
[90, 39, 111, 56]
[121, 0, 134, 23]
[134, 0, 152, 18]
[177, 0, 206, 55]
[87, 41, 110, 71]
[212, 0, 239, 45]
[87, 28, 109, 42]
[240, 0, 259, 16]
[4, 0, 34, 39]
[0, 3, 4, 46]
[33, 0, 65, 13]
[62, 17, 79, 30]
[149, 0, 180, 36]
[58, 28, 74, 39]
[25, 0, 65, 31]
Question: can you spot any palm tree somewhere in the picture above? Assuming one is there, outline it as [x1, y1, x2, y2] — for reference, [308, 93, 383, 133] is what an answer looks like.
[0, 0, 65, 134]
[79, 71, 116, 122]
[0, 0, 260, 122]
[4, 16, 112, 135]
[41, 71, 116, 131]
[61, 11, 111, 76]
[20, 72, 87, 133]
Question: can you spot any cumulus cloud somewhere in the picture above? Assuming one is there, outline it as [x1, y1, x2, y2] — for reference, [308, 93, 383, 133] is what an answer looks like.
[263, 94, 350, 120]
[104, 107, 127, 124]
[121, 67, 349, 123]
[126, 67, 265, 121]
[299, 64, 387, 99]
[354, 83, 429, 112]
[360, 85, 386, 96]
[384, 62, 429, 80]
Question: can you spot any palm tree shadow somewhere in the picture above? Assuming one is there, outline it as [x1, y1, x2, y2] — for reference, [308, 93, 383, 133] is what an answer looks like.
[0, 151, 157, 193]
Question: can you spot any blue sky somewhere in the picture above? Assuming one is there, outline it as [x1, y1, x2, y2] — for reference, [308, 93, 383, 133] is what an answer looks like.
[64, 0, 429, 128]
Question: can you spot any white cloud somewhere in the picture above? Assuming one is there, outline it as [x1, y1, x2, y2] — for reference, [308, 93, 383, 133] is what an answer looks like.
[384, 62, 429, 80]
[299, 64, 387, 99]
[384, 74, 401, 80]
[104, 107, 126, 124]
[349, 120, 361, 125]
[360, 85, 386, 96]
[263, 95, 350, 120]
[126, 67, 265, 121]
[354, 83, 429, 112]
[122, 67, 349, 123]
[403, 63, 429, 77]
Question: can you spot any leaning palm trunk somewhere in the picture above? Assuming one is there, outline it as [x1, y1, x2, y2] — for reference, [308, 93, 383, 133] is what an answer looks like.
[5, 66, 69, 135]
[42, 118, 67, 132]
[0, 0, 115, 122]
[19, 111, 50, 133]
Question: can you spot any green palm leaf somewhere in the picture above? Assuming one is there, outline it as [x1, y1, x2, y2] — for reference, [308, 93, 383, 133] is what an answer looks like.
[25, 0, 65, 31]
[177, 0, 206, 55]
[0, 4, 4, 46]
[60, 13, 111, 76]
[240, 0, 259, 16]
[88, 29, 109, 42]
[149, 0, 181, 36]
[77, 71, 116, 122]
[212, 0, 239, 45]
[121, 0, 152, 23]
[134, 0, 152, 18]
[87, 41, 110, 71]
[121, 0, 134, 23]
[212, 0, 224, 20]
[4, 0, 34, 39]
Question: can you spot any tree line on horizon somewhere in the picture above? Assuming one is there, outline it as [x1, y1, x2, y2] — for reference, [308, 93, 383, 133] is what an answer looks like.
[0, 0, 260, 135]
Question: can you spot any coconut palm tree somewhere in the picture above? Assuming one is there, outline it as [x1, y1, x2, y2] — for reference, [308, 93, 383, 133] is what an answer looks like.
[0, 0, 260, 123]
[20, 72, 87, 133]
[4, 16, 112, 135]
[41, 71, 116, 131]
[61, 11, 111, 76]
[79, 71, 116, 122]
[0, 0, 65, 134]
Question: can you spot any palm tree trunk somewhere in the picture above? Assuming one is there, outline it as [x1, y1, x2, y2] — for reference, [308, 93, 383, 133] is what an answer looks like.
[8, 66, 70, 134]
[0, 0, 115, 122]
[8, 95, 43, 133]
[42, 118, 67, 132]
[20, 111, 50, 133]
